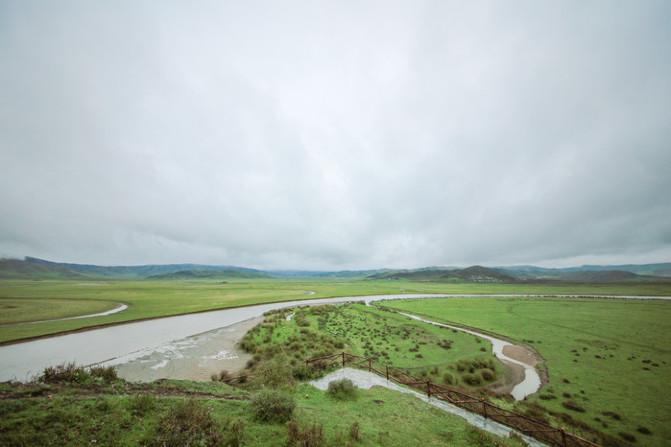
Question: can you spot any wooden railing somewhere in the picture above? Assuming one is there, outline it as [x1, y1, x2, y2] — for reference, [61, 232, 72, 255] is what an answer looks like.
[305, 352, 600, 447]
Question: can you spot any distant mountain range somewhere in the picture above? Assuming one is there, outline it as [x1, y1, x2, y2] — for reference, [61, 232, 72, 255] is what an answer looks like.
[1, 256, 670, 283]
[0, 257, 267, 280]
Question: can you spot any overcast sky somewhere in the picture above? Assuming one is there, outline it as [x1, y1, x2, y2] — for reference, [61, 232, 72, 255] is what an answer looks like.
[1, 1, 670, 269]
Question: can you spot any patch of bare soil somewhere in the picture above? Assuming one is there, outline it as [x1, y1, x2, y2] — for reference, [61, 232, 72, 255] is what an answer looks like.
[115, 317, 262, 382]
[502, 344, 539, 366]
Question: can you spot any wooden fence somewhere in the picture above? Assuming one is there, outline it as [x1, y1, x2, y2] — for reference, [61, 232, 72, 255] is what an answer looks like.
[305, 352, 600, 447]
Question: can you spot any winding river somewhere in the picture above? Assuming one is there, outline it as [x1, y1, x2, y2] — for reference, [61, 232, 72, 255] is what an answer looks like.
[1, 293, 669, 383]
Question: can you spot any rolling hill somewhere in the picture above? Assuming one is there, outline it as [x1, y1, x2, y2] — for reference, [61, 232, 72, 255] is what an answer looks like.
[367, 265, 517, 283]
[146, 269, 269, 280]
[0, 258, 86, 279]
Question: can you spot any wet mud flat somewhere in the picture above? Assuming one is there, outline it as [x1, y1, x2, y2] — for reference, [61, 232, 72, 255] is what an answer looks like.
[115, 317, 261, 382]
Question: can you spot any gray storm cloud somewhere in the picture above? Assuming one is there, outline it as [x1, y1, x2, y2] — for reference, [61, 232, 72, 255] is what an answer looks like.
[1, 0, 670, 269]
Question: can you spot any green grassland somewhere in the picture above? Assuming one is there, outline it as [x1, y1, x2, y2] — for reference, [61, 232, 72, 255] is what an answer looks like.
[0, 375, 525, 447]
[1, 278, 670, 343]
[0, 298, 118, 324]
[2, 279, 670, 446]
[383, 297, 671, 447]
[239, 304, 504, 390]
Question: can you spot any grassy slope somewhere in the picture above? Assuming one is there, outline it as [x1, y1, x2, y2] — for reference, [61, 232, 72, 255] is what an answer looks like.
[383, 297, 671, 447]
[1, 279, 670, 343]
[0, 380, 524, 447]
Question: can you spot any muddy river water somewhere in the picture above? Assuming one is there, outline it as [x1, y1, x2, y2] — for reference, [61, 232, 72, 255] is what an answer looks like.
[1, 293, 668, 385]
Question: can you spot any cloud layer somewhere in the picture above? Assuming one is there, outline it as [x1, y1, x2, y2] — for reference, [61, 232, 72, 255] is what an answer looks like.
[1, 1, 670, 269]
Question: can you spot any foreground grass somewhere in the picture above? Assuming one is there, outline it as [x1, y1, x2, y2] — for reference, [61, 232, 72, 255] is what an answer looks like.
[1, 278, 670, 343]
[383, 297, 671, 447]
[0, 378, 525, 447]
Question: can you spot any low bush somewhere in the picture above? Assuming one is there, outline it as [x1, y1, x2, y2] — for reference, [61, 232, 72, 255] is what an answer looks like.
[254, 356, 294, 389]
[128, 394, 156, 417]
[636, 426, 651, 435]
[562, 400, 586, 413]
[350, 421, 361, 442]
[39, 363, 89, 384]
[327, 378, 357, 400]
[480, 369, 495, 381]
[292, 364, 314, 381]
[295, 316, 311, 327]
[442, 372, 456, 385]
[618, 432, 636, 443]
[602, 410, 622, 421]
[251, 390, 295, 423]
[462, 373, 482, 386]
[211, 369, 232, 382]
[38, 363, 117, 384]
[146, 400, 223, 447]
[287, 420, 324, 447]
[89, 365, 118, 382]
[225, 418, 245, 447]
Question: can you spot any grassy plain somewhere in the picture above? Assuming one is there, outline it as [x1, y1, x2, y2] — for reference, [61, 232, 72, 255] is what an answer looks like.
[0, 379, 525, 447]
[0, 298, 117, 325]
[383, 297, 671, 447]
[1, 278, 670, 343]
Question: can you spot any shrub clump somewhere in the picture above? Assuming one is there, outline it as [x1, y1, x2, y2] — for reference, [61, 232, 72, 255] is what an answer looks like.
[442, 372, 456, 385]
[462, 373, 482, 386]
[211, 369, 232, 382]
[636, 426, 651, 435]
[349, 421, 361, 442]
[254, 356, 295, 389]
[287, 420, 324, 447]
[480, 369, 496, 382]
[562, 400, 586, 413]
[618, 432, 636, 443]
[128, 394, 156, 417]
[89, 365, 118, 382]
[327, 378, 357, 400]
[146, 400, 223, 447]
[251, 390, 296, 423]
[38, 363, 117, 384]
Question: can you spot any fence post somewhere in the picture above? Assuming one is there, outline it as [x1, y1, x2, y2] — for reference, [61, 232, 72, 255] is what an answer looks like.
[561, 429, 567, 447]
[483, 401, 488, 419]
[426, 381, 432, 398]
[342, 352, 345, 368]
[385, 365, 389, 381]
[368, 358, 372, 372]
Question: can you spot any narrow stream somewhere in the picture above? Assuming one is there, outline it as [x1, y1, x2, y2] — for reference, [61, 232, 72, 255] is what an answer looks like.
[396, 311, 541, 400]
[27, 303, 129, 324]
